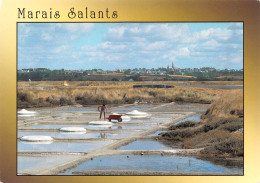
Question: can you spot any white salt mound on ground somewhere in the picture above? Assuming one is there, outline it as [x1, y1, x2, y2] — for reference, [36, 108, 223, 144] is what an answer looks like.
[125, 110, 148, 116]
[18, 109, 37, 114]
[88, 121, 113, 125]
[125, 110, 151, 118]
[20, 135, 53, 142]
[59, 127, 86, 132]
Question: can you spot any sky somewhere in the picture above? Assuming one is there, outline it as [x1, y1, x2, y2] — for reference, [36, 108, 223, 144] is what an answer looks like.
[18, 22, 243, 70]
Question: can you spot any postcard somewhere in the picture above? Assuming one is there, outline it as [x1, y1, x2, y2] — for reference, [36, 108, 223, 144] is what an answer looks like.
[0, 0, 259, 183]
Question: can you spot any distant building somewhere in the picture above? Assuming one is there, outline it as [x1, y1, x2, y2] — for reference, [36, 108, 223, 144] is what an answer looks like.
[172, 62, 175, 69]
[146, 70, 152, 74]
[159, 71, 166, 75]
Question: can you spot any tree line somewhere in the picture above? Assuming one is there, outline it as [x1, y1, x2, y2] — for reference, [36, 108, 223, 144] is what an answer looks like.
[17, 67, 243, 81]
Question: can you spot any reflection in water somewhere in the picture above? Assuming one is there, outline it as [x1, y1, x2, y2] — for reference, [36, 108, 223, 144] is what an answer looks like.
[99, 132, 107, 139]
[21, 141, 53, 145]
[18, 114, 35, 117]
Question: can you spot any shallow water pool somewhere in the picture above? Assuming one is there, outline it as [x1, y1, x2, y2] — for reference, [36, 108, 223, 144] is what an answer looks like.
[150, 103, 209, 113]
[59, 155, 243, 175]
[18, 155, 79, 174]
[149, 131, 168, 136]
[115, 125, 153, 130]
[18, 140, 115, 151]
[175, 114, 202, 124]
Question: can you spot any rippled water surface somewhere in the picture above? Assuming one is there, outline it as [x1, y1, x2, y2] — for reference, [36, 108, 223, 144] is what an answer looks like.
[60, 155, 243, 175]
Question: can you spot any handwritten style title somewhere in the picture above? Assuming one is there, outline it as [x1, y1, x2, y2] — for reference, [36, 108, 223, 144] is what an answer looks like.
[18, 7, 118, 19]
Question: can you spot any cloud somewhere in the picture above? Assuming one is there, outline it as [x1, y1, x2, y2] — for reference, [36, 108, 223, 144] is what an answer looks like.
[52, 45, 71, 53]
[179, 47, 190, 56]
[18, 23, 243, 70]
[130, 27, 140, 33]
[42, 32, 52, 41]
[230, 56, 242, 64]
[201, 39, 221, 50]
[108, 26, 126, 38]
[100, 42, 126, 50]
[63, 23, 95, 33]
[198, 28, 232, 40]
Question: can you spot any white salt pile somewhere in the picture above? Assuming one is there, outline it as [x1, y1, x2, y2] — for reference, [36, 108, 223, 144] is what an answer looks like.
[125, 110, 148, 116]
[59, 127, 86, 132]
[18, 109, 37, 114]
[125, 110, 151, 118]
[20, 135, 53, 142]
[88, 121, 113, 125]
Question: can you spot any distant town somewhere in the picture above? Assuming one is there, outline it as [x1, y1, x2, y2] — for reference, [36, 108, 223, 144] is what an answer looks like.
[18, 63, 243, 81]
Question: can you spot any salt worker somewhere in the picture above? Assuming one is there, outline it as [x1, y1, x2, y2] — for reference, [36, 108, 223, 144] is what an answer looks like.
[98, 104, 107, 120]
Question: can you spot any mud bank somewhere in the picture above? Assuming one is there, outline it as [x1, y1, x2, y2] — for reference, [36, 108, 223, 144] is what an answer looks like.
[160, 90, 244, 158]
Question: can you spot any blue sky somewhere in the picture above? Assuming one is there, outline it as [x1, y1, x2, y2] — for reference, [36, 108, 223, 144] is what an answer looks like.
[18, 22, 243, 70]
